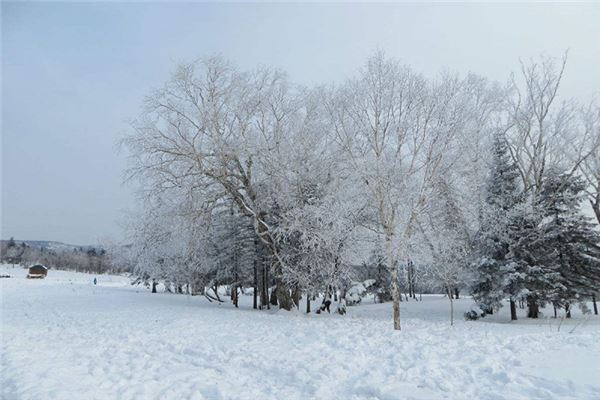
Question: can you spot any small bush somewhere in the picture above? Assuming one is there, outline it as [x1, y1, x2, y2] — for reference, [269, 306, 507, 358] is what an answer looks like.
[464, 306, 485, 321]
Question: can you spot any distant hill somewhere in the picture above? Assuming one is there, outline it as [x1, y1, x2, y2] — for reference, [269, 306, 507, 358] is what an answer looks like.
[1, 240, 95, 253]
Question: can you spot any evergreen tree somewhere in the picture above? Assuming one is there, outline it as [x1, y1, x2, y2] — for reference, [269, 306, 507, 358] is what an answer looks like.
[471, 134, 524, 318]
[508, 209, 553, 318]
[509, 170, 600, 318]
[368, 243, 391, 303]
[532, 171, 600, 316]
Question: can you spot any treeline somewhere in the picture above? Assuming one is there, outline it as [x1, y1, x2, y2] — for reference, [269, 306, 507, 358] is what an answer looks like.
[118, 51, 600, 329]
[1, 238, 126, 274]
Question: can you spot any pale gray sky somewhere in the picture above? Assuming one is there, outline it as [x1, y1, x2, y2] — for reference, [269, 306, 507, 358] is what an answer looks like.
[2, 2, 599, 244]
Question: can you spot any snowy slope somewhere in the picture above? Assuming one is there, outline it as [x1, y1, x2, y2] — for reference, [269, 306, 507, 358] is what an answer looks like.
[1, 265, 599, 400]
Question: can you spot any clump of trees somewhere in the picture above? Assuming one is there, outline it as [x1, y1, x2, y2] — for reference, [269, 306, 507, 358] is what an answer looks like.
[119, 51, 600, 329]
[1, 238, 27, 267]
[471, 55, 600, 320]
[1, 238, 126, 274]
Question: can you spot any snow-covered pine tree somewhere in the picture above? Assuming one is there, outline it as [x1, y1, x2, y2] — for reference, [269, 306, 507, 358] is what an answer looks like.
[471, 133, 524, 319]
[532, 170, 600, 317]
[508, 209, 553, 318]
[369, 243, 391, 303]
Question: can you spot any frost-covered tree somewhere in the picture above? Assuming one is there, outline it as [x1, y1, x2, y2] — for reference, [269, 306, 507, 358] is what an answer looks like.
[125, 57, 306, 309]
[505, 54, 573, 201]
[3, 237, 25, 267]
[499, 53, 600, 319]
[125, 193, 203, 294]
[531, 171, 600, 317]
[328, 52, 488, 330]
[508, 170, 600, 319]
[276, 177, 366, 313]
[417, 178, 472, 325]
[471, 134, 524, 320]
[570, 102, 600, 225]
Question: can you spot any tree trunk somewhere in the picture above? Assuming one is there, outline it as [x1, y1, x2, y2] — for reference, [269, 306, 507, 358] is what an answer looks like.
[213, 285, 221, 302]
[454, 288, 459, 299]
[591, 197, 600, 226]
[275, 280, 293, 310]
[265, 266, 270, 310]
[292, 285, 301, 308]
[450, 297, 454, 326]
[151, 280, 157, 293]
[593, 294, 598, 315]
[385, 233, 401, 331]
[253, 264, 258, 310]
[306, 291, 311, 313]
[510, 299, 518, 321]
[254, 213, 293, 310]
[260, 263, 269, 310]
[407, 261, 412, 298]
[527, 297, 539, 318]
[390, 273, 401, 330]
[407, 260, 414, 299]
[270, 285, 278, 306]
[448, 287, 454, 326]
[565, 303, 571, 319]
[232, 285, 239, 308]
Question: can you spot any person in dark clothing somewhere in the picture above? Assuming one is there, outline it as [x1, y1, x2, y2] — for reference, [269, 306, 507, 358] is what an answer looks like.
[93, 277, 97, 285]
[316, 291, 332, 314]
[323, 292, 332, 313]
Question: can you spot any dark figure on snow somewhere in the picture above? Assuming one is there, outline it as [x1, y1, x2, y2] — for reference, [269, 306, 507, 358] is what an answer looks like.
[93, 277, 97, 285]
[317, 291, 332, 314]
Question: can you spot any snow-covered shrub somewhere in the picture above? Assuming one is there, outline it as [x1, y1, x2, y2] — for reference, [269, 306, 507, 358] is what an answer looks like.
[578, 302, 592, 315]
[464, 306, 485, 321]
[346, 280, 376, 306]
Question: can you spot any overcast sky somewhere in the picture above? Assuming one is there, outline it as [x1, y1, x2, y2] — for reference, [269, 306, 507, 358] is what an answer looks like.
[2, 2, 599, 245]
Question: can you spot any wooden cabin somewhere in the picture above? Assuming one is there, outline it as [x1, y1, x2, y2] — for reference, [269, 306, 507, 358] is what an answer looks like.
[27, 264, 48, 279]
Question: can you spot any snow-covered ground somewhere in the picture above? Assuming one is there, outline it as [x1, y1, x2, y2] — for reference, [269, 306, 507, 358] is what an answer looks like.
[1, 265, 599, 400]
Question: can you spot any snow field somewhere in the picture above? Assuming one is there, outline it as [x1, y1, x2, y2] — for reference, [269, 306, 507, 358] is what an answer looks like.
[1, 265, 599, 400]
